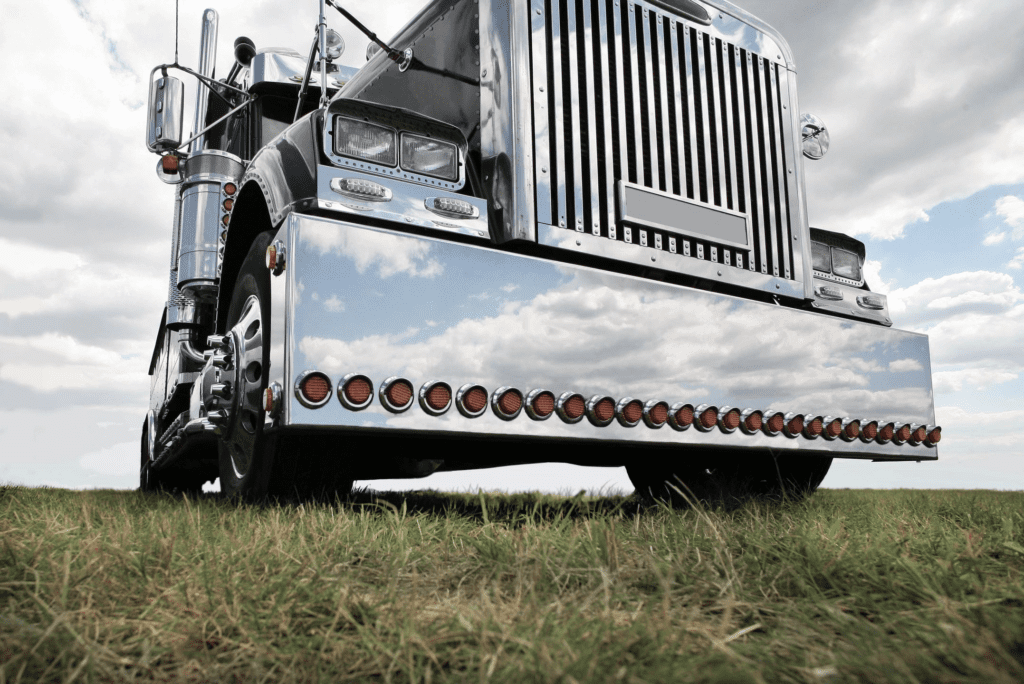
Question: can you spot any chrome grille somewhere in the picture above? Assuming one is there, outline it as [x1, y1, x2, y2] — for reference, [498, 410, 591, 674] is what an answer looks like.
[532, 0, 797, 280]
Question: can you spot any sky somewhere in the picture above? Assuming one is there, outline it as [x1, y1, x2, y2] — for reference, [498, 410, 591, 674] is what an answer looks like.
[0, 0, 1022, 494]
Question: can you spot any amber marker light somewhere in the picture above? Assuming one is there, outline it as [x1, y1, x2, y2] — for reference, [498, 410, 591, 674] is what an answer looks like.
[925, 426, 942, 446]
[295, 371, 332, 409]
[860, 420, 879, 442]
[525, 389, 556, 421]
[616, 398, 644, 428]
[379, 376, 414, 413]
[908, 424, 928, 445]
[803, 415, 825, 439]
[556, 392, 586, 423]
[668, 403, 695, 431]
[822, 417, 842, 440]
[842, 419, 861, 441]
[492, 387, 524, 421]
[642, 400, 669, 429]
[418, 380, 452, 416]
[894, 423, 912, 445]
[223, 198, 234, 211]
[224, 182, 237, 196]
[338, 373, 374, 411]
[586, 395, 616, 427]
[457, 384, 489, 418]
[161, 155, 179, 174]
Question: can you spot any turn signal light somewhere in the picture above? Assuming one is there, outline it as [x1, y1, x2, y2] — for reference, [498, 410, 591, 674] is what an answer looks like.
[161, 155, 180, 174]
[427, 197, 477, 219]
[668, 403, 695, 431]
[379, 376, 414, 413]
[457, 384, 489, 418]
[330, 177, 392, 201]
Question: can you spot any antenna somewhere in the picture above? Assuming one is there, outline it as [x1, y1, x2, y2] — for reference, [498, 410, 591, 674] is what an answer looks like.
[174, 0, 179, 64]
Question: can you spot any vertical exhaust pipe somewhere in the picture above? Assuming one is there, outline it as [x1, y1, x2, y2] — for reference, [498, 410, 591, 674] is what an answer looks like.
[189, 9, 219, 154]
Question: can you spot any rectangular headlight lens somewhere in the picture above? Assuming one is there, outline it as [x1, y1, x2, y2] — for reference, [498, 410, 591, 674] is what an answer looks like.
[333, 117, 397, 166]
[811, 241, 831, 273]
[400, 133, 458, 181]
[831, 247, 862, 280]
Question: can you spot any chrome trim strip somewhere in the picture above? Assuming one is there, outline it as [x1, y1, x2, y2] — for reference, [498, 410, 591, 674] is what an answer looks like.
[581, 0, 602, 235]
[757, 58, 780, 277]
[745, 52, 768, 274]
[512, 0, 537, 241]
[767, 64, 792, 279]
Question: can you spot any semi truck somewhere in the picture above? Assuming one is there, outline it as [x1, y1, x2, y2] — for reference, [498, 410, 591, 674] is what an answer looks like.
[142, 0, 940, 503]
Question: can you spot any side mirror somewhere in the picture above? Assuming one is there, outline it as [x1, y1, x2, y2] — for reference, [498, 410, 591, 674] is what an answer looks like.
[146, 74, 184, 153]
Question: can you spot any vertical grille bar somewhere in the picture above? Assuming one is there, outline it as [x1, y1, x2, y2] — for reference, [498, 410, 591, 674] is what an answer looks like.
[566, 1, 586, 231]
[767, 63, 792, 279]
[627, 5, 645, 189]
[683, 28, 701, 202]
[611, 0, 629, 206]
[641, 9, 660, 191]
[706, 36, 726, 209]
[581, 0, 602, 235]
[720, 43, 737, 212]
[549, 0, 568, 228]
[744, 51, 768, 274]
[695, 32, 714, 204]
[531, 0, 552, 224]
[669, 21, 689, 198]
[655, 15, 675, 195]
[732, 49, 755, 271]
[596, 0, 618, 238]
[757, 57, 780, 276]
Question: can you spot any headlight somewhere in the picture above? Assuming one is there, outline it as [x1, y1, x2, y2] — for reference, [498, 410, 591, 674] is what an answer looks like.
[831, 247, 861, 280]
[333, 117, 397, 166]
[811, 241, 831, 273]
[400, 133, 458, 181]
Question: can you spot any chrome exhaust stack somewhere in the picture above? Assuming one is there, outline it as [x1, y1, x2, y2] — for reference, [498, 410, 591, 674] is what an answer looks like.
[189, 9, 219, 154]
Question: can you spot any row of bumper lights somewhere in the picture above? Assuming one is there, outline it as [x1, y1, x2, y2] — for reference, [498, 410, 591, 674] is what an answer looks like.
[286, 372, 941, 447]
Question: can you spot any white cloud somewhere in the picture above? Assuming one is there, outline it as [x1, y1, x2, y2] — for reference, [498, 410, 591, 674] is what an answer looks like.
[1009, 247, 1024, 270]
[994, 195, 1024, 237]
[983, 231, 1007, 246]
[324, 295, 345, 312]
[933, 369, 1018, 393]
[889, 359, 924, 372]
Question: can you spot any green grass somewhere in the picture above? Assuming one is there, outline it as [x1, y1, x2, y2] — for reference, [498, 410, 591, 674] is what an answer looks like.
[1, 486, 1022, 683]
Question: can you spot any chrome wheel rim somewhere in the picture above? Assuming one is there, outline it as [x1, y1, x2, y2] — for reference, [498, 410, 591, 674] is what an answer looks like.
[222, 294, 265, 480]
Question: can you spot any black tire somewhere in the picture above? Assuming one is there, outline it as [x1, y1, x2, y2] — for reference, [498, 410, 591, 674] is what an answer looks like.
[217, 232, 354, 503]
[218, 232, 276, 500]
[627, 450, 832, 508]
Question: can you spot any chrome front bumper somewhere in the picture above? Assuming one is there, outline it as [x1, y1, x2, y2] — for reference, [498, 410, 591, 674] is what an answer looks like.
[267, 213, 937, 461]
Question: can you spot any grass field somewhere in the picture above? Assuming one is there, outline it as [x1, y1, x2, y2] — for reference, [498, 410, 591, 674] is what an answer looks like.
[1, 486, 1022, 683]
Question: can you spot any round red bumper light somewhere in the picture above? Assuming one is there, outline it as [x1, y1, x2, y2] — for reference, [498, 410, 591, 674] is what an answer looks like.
[622, 400, 643, 424]
[806, 417, 825, 439]
[525, 389, 556, 420]
[926, 427, 942, 445]
[379, 377, 414, 413]
[643, 400, 669, 428]
[587, 396, 616, 426]
[910, 426, 928, 444]
[418, 381, 452, 415]
[338, 374, 374, 411]
[493, 387, 523, 420]
[764, 412, 785, 435]
[698, 405, 718, 431]
[557, 392, 586, 423]
[877, 422, 895, 444]
[843, 420, 861, 441]
[861, 421, 878, 441]
[456, 384, 488, 418]
[721, 408, 741, 432]
[223, 198, 234, 212]
[224, 182, 237, 196]
[668, 403, 695, 431]
[161, 155, 179, 174]
[895, 424, 912, 444]
[742, 410, 763, 433]
[825, 418, 842, 439]
[296, 371, 332, 409]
